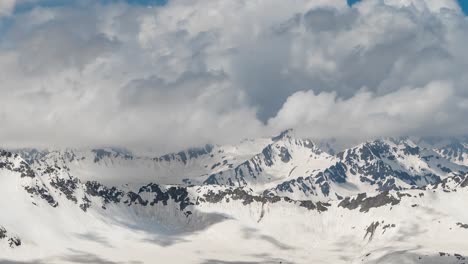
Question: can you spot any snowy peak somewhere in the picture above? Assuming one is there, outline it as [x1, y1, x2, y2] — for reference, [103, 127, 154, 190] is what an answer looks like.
[0, 150, 36, 178]
[267, 137, 468, 201]
[435, 140, 468, 166]
[336, 138, 466, 190]
[271, 128, 295, 141]
[3, 134, 468, 263]
[6, 133, 468, 204]
[204, 132, 335, 189]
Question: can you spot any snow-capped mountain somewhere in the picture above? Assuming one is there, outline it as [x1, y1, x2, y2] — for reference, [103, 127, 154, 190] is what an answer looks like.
[435, 140, 468, 167]
[204, 129, 336, 190]
[2, 131, 468, 264]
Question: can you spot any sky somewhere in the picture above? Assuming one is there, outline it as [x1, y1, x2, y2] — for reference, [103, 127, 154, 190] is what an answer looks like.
[1, 0, 468, 153]
[460, 0, 468, 14]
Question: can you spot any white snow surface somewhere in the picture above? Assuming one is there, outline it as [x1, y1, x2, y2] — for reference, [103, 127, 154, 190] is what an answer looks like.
[1, 133, 468, 263]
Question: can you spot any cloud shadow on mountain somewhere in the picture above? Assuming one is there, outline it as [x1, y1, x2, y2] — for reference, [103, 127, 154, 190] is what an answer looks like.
[74, 232, 114, 248]
[394, 223, 426, 242]
[241, 227, 295, 251]
[102, 208, 230, 247]
[0, 249, 143, 264]
[60, 249, 143, 264]
[0, 260, 45, 264]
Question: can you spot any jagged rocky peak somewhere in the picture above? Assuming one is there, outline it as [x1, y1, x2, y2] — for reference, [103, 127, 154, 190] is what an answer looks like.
[337, 137, 421, 163]
[271, 129, 323, 153]
[204, 130, 335, 189]
[271, 129, 295, 141]
[0, 149, 36, 178]
[333, 137, 468, 192]
[432, 139, 468, 166]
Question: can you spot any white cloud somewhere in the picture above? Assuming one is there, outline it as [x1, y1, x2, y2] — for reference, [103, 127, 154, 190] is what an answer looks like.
[268, 81, 459, 141]
[382, 0, 461, 13]
[0, 0, 467, 152]
[0, 0, 15, 16]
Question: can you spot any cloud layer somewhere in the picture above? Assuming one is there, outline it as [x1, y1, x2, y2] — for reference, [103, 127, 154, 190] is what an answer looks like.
[0, 0, 467, 152]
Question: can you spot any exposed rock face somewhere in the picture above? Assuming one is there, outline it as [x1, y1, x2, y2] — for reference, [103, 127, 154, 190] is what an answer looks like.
[203, 133, 331, 188]
[279, 147, 292, 163]
[24, 185, 58, 207]
[364, 221, 380, 241]
[2, 135, 468, 217]
[0, 226, 22, 248]
[255, 137, 468, 201]
[8, 237, 21, 248]
[382, 223, 396, 234]
[201, 188, 282, 205]
[461, 176, 468, 188]
[85, 181, 125, 204]
[3, 135, 468, 262]
[74, 181, 194, 212]
[200, 187, 330, 212]
[336, 139, 448, 191]
[79, 196, 91, 212]
[436, 140, 468, 166]
[50, 176, 79, 203]
[338, 192, 401, 213]
[0, 226, 6, 239]
[129, 184, 193, 210]
[0, 150, 36, 178]
[271, 163, 346, 198]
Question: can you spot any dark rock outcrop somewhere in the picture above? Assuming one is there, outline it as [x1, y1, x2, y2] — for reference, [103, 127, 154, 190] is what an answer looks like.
[50, 177, 79, 203]
[364, 221, 380, 241]
[24, 185, 58, 207]
[8, 237, 21, 248]
[85, 181, 124, 204]
[338, 192, 400, 212]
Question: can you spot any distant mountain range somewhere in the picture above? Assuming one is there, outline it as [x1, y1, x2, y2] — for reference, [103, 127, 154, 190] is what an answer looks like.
[1, 130, 468, 263]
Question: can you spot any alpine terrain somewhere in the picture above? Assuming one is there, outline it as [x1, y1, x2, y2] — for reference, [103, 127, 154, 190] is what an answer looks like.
[1, 130, 468, 263]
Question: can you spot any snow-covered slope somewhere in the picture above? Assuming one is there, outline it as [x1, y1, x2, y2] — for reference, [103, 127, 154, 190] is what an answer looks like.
[204, 130, 336, 190]
[17, 139, 271, 187]
[2, 132, 468, 264]
[266, 137, 467, 201]
[435, 140, 468, 167]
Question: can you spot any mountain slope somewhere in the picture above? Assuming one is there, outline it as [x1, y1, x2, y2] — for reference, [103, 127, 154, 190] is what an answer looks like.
[267, 137, 467, 200]
[2, 132, 468, 263]
[204, 130, 336, 190]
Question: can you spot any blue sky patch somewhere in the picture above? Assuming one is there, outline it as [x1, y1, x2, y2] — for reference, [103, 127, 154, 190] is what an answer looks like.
[347, 0, 362, 6]
[13, 0, 168, 14]
[459, 0, 468, 15]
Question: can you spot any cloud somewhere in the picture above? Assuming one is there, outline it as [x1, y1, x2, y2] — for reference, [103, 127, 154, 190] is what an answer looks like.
[0, 0, 16, 16]
[382, 0, 461, 13]
[0, 0, 467, 152]
[268, 81, 461, 141]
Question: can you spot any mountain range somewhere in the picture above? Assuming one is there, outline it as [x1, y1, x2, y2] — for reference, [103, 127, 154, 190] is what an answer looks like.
[1, 130, 468, 264]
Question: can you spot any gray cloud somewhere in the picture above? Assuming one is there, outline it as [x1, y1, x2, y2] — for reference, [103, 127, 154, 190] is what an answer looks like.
[0, 0, 15, 16]
[0, 0, 467, 153]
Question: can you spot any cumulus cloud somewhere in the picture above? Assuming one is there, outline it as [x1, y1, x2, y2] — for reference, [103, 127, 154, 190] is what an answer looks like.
[268, 81, 462, 140]
[0, 0, 467, 153]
